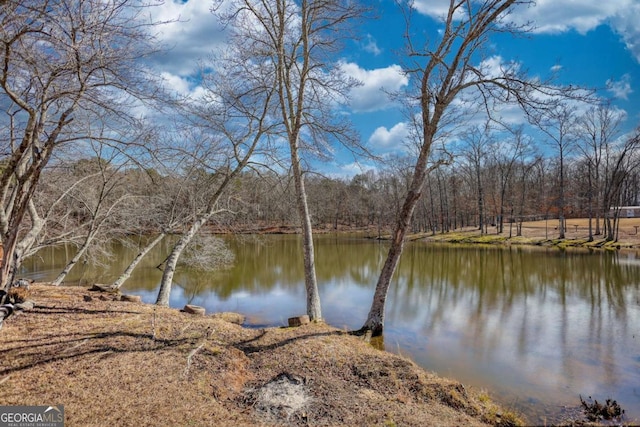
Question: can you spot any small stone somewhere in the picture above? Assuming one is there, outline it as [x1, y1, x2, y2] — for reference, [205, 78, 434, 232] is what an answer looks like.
[83, 295, 93, 302]
[184, 304, 206, 316]
[288, 315, 310, 327]
[120, 295, 142, 303]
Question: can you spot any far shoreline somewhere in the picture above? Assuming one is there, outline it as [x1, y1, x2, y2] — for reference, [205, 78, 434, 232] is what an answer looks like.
[215, 218, 640, 253]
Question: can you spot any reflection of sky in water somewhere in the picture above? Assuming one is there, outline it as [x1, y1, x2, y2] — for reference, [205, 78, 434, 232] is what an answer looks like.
[22, 237, 640, 424]
[380, 252, 640, 423]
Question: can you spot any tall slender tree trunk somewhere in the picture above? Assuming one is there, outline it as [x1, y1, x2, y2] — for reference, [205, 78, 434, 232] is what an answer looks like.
[587, 163, 594, 242]
[112, 232, 166, 289]
[476, 166, 484, 234]
[558, 151, 566, 239]
[290, 146, 321, 321]
[360, 144, 431, 336]
[360, 182, 424, 336]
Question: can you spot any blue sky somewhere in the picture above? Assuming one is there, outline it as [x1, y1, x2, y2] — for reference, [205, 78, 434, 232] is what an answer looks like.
[148, 0, 640, 177]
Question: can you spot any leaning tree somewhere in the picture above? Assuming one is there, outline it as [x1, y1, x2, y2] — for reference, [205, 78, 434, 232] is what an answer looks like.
[360, 0, 586, 336]
[0, 0, 159, 296]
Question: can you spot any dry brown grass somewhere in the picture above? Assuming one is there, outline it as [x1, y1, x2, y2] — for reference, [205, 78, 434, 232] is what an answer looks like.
[0, 284, 522, 427]
[421, 218, 640, 250]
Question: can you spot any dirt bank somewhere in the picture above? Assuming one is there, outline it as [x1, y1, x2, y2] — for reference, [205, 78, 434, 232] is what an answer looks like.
[0, 284, 523, 427]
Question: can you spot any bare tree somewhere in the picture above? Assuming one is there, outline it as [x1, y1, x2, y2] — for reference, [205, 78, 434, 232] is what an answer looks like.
[459, 125, 492, 233]
[1, 165, 101, 279]
[530, 102, 579, 239]
[359, 0, 582, 336]
[0, 0, 159, 295]
[51, 155, 132, 285]
[601, 128, 640, 241]
[153, 129, 272, 305]
[490, 128, 527, 234]
[214, 0, 368, 321]
[109, 156, 211, 290]
[154, 33, 280, 305]
[576, 102, 624, 240]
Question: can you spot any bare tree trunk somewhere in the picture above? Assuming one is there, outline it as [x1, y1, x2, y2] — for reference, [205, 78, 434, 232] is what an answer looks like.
[1, 164, 46, 294]
[477, 168, 485, 234]
[587, 163, 594, 242]
[357, 0, 576, 336]
[291, 149, 322, 321]
[112, 232, 166, 289]
[0, 237, 20, 294]
[51, 233, 95, 286]
[509, 207, 514, 238]
[156, 218, 208, 306]
[558, 153, 566, 239]
[360, 175, 425, 336]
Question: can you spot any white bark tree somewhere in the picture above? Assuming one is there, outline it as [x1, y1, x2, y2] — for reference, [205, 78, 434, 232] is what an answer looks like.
[213, 0, 368, 321]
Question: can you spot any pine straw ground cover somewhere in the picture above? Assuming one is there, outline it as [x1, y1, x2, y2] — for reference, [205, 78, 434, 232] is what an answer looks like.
[0, 284, 522, 427]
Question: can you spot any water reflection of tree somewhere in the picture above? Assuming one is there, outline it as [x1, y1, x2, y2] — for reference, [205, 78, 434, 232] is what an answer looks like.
[387, 244, 639, 394]
[168, 235, 388, 301]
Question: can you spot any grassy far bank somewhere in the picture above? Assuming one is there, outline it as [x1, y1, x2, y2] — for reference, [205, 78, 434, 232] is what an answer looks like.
[0, 285, 523, 427]
[238, 218, 640, 252]
[411, 218, 640, 251]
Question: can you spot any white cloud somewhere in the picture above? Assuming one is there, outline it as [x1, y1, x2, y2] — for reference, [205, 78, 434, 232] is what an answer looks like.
[413, 1, 640, 63]
[161, 72, 208, 101]
[606, 74, 633, 100]
[412, 0, 467, 20]
[550, 64, 563, 72]
[159, 72, 192, 95]
[340, 63, 408, 113]
[476, 55, 520, 80]
[363, 34, 382, 56]
[610, 3, 640, 63]
[149, 0, 226, 76]
[508, 1, 626, 35]
[510, 1, 640, 62]
[368, 122, 409, 149]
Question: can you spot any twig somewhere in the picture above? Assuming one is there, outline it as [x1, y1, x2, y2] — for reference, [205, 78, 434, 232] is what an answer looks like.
[183, 327, 213, 377]
[67, 338, 89, 353]
[183, 342, 206, 377]
[151, 306, 157, 341]
[0, 375, 11, 385]
[180, 322, 193, 335]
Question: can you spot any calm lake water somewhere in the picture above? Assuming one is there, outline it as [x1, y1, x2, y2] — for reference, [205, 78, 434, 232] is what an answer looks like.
[21, 234, 640, 424]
